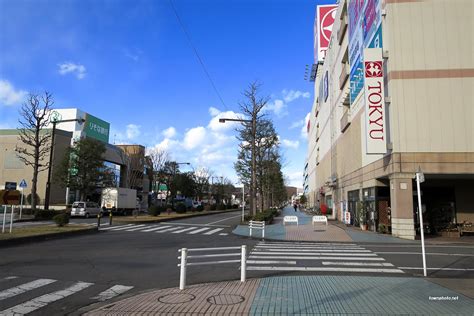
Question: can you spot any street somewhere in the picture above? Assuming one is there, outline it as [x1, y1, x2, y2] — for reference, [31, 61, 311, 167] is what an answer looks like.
[0, 211, 473, 315]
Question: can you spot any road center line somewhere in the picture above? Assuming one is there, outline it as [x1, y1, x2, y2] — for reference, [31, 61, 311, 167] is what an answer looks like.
[206, 214, 242, 225]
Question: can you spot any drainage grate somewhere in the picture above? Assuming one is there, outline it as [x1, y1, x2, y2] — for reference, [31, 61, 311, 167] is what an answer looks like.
[207, 294, 245, 305]
[158, 293, 196, 304]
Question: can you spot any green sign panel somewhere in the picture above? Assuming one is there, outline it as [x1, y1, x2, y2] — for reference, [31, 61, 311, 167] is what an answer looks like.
[84, 113, 110, 143]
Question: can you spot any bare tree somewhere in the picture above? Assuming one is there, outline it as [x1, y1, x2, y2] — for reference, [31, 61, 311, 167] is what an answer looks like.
[15, 92, 53, 210]
[148, 148, 170, 204]
[193, 167, 213, 201]
[117, 145, 146, 190]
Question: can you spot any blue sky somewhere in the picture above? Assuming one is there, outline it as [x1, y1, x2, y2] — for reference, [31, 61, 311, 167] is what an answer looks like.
[0, 0, 334, 187]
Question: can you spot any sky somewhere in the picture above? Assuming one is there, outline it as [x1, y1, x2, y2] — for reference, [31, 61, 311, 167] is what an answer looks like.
[0, 0, 334, 187]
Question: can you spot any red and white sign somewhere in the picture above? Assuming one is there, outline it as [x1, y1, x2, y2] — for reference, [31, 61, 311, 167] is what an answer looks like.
[316, 4, 337, 62]
[363, 48, 386, 154]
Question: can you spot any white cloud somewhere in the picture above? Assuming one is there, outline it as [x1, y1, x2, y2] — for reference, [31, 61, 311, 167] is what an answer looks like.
[289, 119, 305, 129]
[283, 89, 310, 103]
[58, 62, 87, 79]
[208, 110, 243, 132]
[183, 126, 207, 150]
[154, 138, 180, 152]
[285, 170, 304, 187]
[0, 80, 27, 106]
[281, 139, 300, 149]
[301, 112, 310, 139]
[209, 107, 221, 117]
[265, 99, 287, 117]
[126, 124, 141, 139]
[162, 126, 177, 138]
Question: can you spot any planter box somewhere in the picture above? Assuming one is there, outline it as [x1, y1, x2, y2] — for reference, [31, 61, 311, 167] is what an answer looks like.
[440, 231, 461, 238]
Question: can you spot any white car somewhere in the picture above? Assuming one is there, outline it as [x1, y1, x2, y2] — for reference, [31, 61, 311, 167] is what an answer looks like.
[70, 201, 102, 218]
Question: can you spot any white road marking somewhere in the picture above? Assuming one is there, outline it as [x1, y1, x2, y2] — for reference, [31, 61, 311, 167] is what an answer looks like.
[172, 227, 198, 234]
[100, 224, 134, 231]
[0, 279, 56, 301]
[156, 226, 183, 233]
[247, 260, 297, 265]
[0, 281, 93, 315]
[246, 266, 404, 273]
[251, 251, 377, 257]
[109, 224, 146, 231]
[206, 214, 242, 225]
[259, 242, 358, 247]
[322, 262, 394, 267]
[162, 222, 230, 228]
[399, 267, 474, 271]
[255, 245, 364, 251]
[375, 252, 474, 257]
[125, 225, 151, 232]
[362, 245, 474, 249]
[203, 228, 224, 235]
[187, 227, 211, 234]
[91, 285, 134, 302]
[3, 276, 18, 280]
[248, 255, 385, 261]
[141, 225, 171, 232]
[259, 248, 371, 253]
[219, 233, 228, 236]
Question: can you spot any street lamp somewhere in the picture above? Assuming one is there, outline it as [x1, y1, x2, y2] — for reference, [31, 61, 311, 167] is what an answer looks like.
[219, 117, 257, 216]
[44, 117, 85, 210]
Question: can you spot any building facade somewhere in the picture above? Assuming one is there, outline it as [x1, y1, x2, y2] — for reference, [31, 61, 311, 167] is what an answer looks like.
[305, 0, 473, 239]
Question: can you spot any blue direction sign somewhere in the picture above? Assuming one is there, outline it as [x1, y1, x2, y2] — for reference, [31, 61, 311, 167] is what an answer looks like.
[5, 182, 17, 190]
[19, 179, 27, 188]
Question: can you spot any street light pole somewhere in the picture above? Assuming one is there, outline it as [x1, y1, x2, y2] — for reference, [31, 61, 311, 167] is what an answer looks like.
[219, 117, 257, 216]
[44, 118, 85, 211]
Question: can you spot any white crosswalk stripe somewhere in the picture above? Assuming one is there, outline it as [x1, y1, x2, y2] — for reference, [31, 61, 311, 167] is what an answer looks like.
[0, 277, 135, 315]
[99, 224, 229, 237]
[91, 285, 134, 301]
[0, 279, 56, 300]
[247, 241, 403, 274]
[0, 281, 93, 315]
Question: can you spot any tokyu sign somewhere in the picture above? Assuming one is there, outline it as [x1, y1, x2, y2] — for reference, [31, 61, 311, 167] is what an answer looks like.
[316, 4, 337, 62]
[363, 48, 386, 154]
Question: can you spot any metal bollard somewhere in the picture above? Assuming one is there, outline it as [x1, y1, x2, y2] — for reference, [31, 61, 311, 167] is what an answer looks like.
[97, 213, 101, 230]
[109, 212, 113, 226]
[179, 248, 187, 290]
[9, 206, 14, 233]
[262, 223, 265, 239]
[2, 206, 6, 233]
[249, 222, 252, 237]
[241, 245, 246, 282]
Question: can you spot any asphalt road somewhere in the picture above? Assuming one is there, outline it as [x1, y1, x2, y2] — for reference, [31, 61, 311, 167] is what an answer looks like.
[0, 211, 473, 315]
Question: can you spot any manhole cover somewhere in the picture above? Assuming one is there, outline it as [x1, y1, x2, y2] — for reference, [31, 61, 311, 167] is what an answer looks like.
[158, 293, 196, 304]
[207, 294, 245, 305]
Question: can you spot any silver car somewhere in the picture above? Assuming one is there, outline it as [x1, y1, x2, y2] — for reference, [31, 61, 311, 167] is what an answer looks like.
[71, 201, 102, 218]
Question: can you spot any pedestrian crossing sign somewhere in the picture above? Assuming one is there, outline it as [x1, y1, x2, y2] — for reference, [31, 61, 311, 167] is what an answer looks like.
[19, 179, 27, 188]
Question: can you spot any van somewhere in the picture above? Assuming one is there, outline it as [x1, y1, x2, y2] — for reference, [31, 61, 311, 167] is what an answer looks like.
[71, 201, 102, 218]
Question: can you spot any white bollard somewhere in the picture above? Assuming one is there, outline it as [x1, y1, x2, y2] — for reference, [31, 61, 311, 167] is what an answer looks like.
[241, 245, 246, 282]
[2, 206, 6, 233]
[179, 248, 187, 290]
[262, 223, 265, 239]
[249, 222, 252, 237]
[9, 206, 14, 233]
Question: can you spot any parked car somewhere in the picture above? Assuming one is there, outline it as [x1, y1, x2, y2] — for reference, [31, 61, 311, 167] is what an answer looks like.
[71, 201, 102, 218]
[192, 201, 202, 208]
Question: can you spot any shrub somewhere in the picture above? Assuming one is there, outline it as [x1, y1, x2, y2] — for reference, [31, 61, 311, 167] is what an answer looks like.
[175, 202, 187, 214]
[209, 204, 217, 211]
[204, 205, 211, 211]
[250, 209, 278, 224]
[378, 224, 387, 234]
[232, 204, 239, 209]
[149, 205, 165, 216]
[216, 204, 226, 210]
[53, 213, 69, 227]
[34, 210, 59, 220]
[226, 204, 234, 210]
[26, 193, 40, 206]
[195, 205, 204, 212]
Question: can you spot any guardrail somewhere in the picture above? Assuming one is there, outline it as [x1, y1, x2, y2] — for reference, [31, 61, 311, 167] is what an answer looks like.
[178, 246, 247, 290]
[249, 220, 265, 238]
[2, 205, 16, 234]
[283, 215, 299, 226]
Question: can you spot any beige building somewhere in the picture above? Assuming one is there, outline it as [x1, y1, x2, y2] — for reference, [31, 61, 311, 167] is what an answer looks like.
[305, 0, 473, 239]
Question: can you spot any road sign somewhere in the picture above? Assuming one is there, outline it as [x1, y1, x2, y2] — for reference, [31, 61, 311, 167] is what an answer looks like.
[0, 190, 21, 205]
[5, 182, 17, 190]
[19, 179, 27, 188]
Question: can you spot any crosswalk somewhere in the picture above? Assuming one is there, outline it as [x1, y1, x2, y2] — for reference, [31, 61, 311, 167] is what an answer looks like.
[99, 223, 229, 236]
[0, 276, 134, 315]
[247, 241, 404, 274]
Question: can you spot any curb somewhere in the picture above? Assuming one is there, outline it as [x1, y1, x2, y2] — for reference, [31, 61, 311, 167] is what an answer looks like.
[113, 209, 241, 224]
[0, 226, 98, 248]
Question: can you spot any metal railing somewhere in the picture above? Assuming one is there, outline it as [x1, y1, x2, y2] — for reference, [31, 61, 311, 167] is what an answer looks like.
[249, 220, 265, 238]
[2, 205, 16, 234]
[178, 246, 247, 290]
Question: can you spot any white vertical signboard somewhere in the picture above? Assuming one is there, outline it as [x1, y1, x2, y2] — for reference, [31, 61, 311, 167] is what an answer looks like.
[363, 48, 387, 154]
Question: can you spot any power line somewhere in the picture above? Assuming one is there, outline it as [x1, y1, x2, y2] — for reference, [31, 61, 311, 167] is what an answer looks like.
[168, 0, 228, 110]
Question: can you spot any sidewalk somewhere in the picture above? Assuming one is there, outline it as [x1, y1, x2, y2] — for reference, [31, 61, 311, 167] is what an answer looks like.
[84, 206, 474, 315]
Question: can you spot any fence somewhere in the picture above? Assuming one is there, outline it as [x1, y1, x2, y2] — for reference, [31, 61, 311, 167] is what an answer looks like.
[249, 220, 265, 238]
[178, 246, 247, 290]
